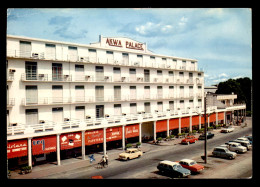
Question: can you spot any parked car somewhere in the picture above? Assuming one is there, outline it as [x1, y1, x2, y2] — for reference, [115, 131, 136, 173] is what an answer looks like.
[244, 135, 252, 144]
[157, 160, 191, 178]
[221, 126, 234, 133]
[231, 139, 252, 150]
[212, 146, 237, 159]
[226, 142, 247, 153]
[178, 159, 204, 173]
[198, 132, 214, 140]
[119, 148, 143, 160]
[236, 137, 251, 144]
[219, 144, 229, 148]
[181, 136, 198, 145]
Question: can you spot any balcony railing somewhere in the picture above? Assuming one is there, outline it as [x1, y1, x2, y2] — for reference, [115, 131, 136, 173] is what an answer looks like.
[8, 104, 236, 138]
[7, 49, 200, 72]
[21, 73, 199, 85]
[7, 98, 15, 107]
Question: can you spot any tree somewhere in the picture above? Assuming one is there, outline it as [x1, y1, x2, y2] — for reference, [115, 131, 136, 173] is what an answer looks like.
[215, 77, 251, 111]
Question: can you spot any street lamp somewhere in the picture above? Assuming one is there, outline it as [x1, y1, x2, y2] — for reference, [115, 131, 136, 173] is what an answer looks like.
[196, 92, 216, 164]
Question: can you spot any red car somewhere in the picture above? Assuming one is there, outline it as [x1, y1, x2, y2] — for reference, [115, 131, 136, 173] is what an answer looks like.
[178, 159, 204, 173]
[181, 135, 198, 145]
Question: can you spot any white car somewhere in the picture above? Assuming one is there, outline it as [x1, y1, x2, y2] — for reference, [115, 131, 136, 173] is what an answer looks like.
[221, 126, 234, 133]
[226, 142, 247, 153]
[236, 137, 250, 143]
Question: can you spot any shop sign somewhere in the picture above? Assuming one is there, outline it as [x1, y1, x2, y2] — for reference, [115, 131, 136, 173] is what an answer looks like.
[85, 129, 104, 146]
[7, 139, 28, 159]
[32, 135, 56, 155]
[106, 127, 122, 142]
[60, 132, 82, 150]
[105, 38, 144, 51]
[125, 124, 139, 138]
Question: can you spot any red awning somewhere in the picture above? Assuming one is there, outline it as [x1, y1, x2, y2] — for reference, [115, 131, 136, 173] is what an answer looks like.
[181, 117, 190, 128]
[7, 139, 28, 159]
[169, 118, 179, 130]
[192, 115, 200, 126]
[85, 129, 104, 146]
[218, 112, 224, 120]
[60, 132, 82, 150]
[106, 126, 122, 142]
[32, 135, 57, 155]
[156, 120, 167, 132]
[125, 124, 139, 138]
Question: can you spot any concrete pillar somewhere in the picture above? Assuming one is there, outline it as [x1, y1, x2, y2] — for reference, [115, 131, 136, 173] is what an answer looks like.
[28, 137, 32, 167]
[199, 115, 201, 129]
[153, 121, 156, 141]
[56, 134, 61, 166]
[189, 116, 192, 132]
[179, 117, 181, 134]
[216, 112, 218, 125]
[139, 123, 142, 143]
[207, 115, 210, 127]
[81, 130, 85, 160]
[122, 125, 125, 150]
[103, 127, 107, 155]
[167, 119, 170, 137]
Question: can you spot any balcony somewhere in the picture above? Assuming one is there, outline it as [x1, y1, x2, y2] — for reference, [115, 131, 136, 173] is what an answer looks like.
[21, 73, 72, 82]
[7, 73, 14, 81]
[7, 49, 200, 72]
[7, 98, 15, 107]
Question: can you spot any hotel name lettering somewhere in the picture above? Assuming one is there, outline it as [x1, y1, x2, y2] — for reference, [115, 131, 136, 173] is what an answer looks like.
[106, 38, 144, 51]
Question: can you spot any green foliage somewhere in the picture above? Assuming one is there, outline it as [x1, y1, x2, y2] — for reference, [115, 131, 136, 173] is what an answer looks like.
[216, 77, 251, 111]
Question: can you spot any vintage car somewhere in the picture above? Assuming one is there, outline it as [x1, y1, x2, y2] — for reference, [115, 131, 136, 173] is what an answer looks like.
[198, 132, 214, 140]
[181, 135, 198, 145]
[244, 135, 252, 144]
[226, 142, 247, 153]
[212, 146, 237, 160]
[221, 126, 234, 133]
[231, 139, 252, 150]
[177, 159, 204, 173]
[157, 160, 191, 178]
[119, 148, 143, 160]
[236, 137, 251, 144]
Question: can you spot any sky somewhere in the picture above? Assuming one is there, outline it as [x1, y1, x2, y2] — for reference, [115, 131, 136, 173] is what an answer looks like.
[7, 8, 252, 86]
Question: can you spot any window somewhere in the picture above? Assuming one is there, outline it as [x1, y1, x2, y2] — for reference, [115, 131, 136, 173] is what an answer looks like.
[144, 102, 151, 113]
[169, 101, 174, 110]
[75, 85, 85, 102]
[144, 69, 150, 82]
[52, 85, 63, 103]
[114, 86, 121, 101]
[95, 66, 104, 81]
[45, 44, 56, 59]
[75, 106, 85, 120]
[122, 53, 129, 64]
[130, 103, 137, 114]
[157, 86, 163, 99]
[20, 41, 32, 57]
[26, 85, 38, 104]
[129, 68, 136, 82]
[68, 46, 78, 61]
[25, 61, 37, 80]
[144, 86, 150, 99]
[26, 109, 38, 125]
[113, 67, 121, 82]
[52, 107, 63, 123]
[130, 86, 136, 100]
[157, 102, 163, 112]
[96, 105, 104, 118]
[52, 63, 62, 81]
[114, 104, 122, 116]
[95, 86, 104, 102]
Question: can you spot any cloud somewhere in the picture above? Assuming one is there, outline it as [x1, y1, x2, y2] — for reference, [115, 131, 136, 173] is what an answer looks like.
[134, 22, 174, 37]
[48, 16, 88, 40]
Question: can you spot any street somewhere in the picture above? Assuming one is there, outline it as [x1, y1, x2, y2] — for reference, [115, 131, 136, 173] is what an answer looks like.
[41, 118, 252, 179]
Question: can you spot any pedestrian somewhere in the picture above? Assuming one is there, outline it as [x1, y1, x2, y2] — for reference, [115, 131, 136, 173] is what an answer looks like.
[104, 153, 108, 166]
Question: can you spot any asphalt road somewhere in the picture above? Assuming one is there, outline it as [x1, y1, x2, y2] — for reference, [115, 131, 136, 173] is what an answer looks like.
[67, 125, 252, 179]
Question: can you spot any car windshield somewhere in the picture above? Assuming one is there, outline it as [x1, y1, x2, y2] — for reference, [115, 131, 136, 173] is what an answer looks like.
[125, 150, 131, 153]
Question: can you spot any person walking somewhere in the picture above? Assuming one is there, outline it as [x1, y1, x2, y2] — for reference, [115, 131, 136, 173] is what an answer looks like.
[104, 153, 108, 166]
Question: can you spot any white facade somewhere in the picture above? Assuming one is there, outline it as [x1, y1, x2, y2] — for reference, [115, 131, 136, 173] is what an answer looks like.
[7, 35, 204, 127]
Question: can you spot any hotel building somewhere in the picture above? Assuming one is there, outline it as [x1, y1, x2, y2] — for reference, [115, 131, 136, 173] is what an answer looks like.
[6, 35, 246, 167]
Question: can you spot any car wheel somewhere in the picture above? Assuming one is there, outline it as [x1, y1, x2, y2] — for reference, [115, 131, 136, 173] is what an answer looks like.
[127, 157, 130, 160]
[228, 156, 233, 160]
